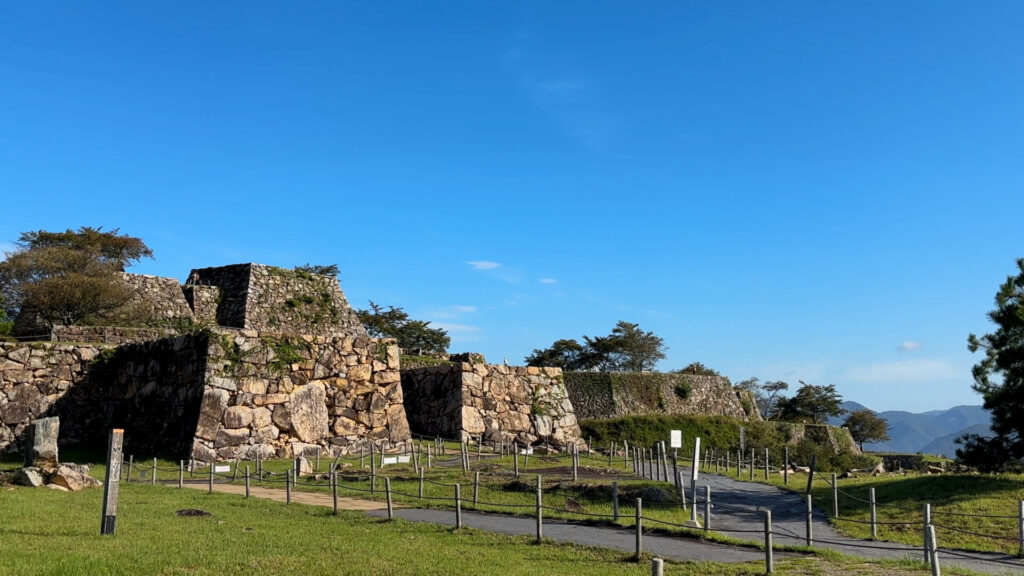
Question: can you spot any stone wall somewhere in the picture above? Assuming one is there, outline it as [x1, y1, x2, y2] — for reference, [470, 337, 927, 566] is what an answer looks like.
[0, 342, 109, 453]
[189, 264, 368, 337]
[191, 332, 408, 461]
[50, 325, 179, 345]
[119, 273, 194, 323]
[182, 285, 221, 324]
[564, 372, 749, 421]
[2, 332, 412, 462]
[401, 362, 584, 448]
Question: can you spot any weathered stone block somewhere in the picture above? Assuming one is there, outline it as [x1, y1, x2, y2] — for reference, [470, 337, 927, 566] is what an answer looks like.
[290, 383, 328, 443]
[215, 428, 249, 448]
[195, 388, 229, 441]
[223, 406, 253, 429]
[24, 416, 59, 468]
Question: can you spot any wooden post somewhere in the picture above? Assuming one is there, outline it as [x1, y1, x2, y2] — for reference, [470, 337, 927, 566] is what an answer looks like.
[927, 524, 941, 576]
[832, 473, 839, 518]
[419, 467, 425, 499]
[232, 458, 239, 481]
[635, 498, 643, 559]
[473, 471, 480, 505]
[514, 443, 520, 477]
[100, 429, 124, 535]
[764, 447, 769, 480]
[661, 442, 669, 482]
[748, 448, 754, 480]
[869, 487, 877, 540]
[805, 455, 816, 495]
[316, 450, 320, 472]
[455, 483, 462, 529]
[371, 445, 377, 494]
[703, 485, 711, 533]
[360, 447, 365, 469]
[726, 451, 730, 475]
[386, 478, 394, 521]
[152, 458, 157, 486]
[208, 462, 214, 494]
[612, 481, 620, 521]
[245, 466, 250, 498]
[1018, 500, 1024, 558]
[675, 469, 686, 507]
[736, 450, 741, 478]
[427, 446, 432, 468]
[923, 502, 931, 565]
[784, 447, 789, 486]
[572, 445, 578, 482]
[609, 441, 614, 467]
[535, 475, 543, 542]
[127, 455, 133, 482]
[286, 470, 292, 504]
[477, 436, 482, 462]
[672, 452, 680, 493]
[623, 440, 629, 468]
[332, 473, 338, 515]
[806, 494, 813, 546]
[763, 510, 774, 574]
[178, 460, 184, 489]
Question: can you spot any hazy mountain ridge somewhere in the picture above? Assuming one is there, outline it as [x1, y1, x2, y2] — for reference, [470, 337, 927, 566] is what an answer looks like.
[828, 402, 991, 456]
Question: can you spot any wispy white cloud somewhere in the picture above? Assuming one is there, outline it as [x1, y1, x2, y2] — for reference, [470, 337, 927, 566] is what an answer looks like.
[451, 305, 477, 313]
[539, 278, 558, 284]
[897, 341, 923, 353]
[467, 261, 501, 271]
[845, 358, 959, 383]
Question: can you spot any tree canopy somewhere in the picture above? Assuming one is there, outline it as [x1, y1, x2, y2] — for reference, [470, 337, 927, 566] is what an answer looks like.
[843, 409, 890, 451]
[525, 321, 666, 372]
[958, 258, 1024, 470]
[0, 227, 153, 330]
[355, 301, 450, 355]
[775, 381, 845, 424]
[735, 377, 790, 420]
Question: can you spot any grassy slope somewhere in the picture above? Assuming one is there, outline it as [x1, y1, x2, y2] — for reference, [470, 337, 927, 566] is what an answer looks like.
[0, 453, 947, 576]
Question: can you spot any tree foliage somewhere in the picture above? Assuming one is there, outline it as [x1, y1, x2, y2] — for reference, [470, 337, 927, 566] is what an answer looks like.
[355, 301, 450, 354]
[843, 409, 890, 451]
[959, 258, 1024, 470]
[294, 263, 340, 277]
[0, 227, 153, 329]
[734, 377, 790, 420]
[525, 321, 667, 372]
[775, 381, 845, 424]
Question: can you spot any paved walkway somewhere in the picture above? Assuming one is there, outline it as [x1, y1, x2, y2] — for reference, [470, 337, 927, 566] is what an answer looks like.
[638, 461, 1022, 574]
[182, 475, 1022, 574]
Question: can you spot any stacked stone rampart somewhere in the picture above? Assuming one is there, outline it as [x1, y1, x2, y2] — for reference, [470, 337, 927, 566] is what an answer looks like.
[0, 342, 109, 453]
[402, 359, 584, 447]
[50, 325, 178, 345]
[564, 372, 749, 421]
[189, 264, 367, 337]
[192, 331, 407, 461]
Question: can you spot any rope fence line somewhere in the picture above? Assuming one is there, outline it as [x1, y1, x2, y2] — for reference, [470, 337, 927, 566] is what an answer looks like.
[116, 432, 1024, 571]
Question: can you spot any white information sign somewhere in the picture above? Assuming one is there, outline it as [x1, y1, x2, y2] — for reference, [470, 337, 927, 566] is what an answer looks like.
[214, 465, 230, 473]
[670, 430, 682, 449]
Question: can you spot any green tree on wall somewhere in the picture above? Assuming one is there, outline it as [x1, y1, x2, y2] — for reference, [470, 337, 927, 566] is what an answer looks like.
[958, 258, 1024, 471]
[0, 227, 153, 330]
[526, 321, 667, 372]
[775, 381, 845, 424]
[843, 409, 890, 451]
[355, 301, 450, 355]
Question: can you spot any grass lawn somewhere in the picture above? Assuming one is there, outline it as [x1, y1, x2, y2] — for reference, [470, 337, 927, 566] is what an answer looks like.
[0, 452, 952, 576]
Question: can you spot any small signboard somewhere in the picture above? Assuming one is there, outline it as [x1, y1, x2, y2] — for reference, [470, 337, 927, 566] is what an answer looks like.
[381, 456, 399, 466]
[670, 430, 682, 449]
[214, 465, 231, 473]
[397, 455, 411, 464]
[520, 447, 534, 455]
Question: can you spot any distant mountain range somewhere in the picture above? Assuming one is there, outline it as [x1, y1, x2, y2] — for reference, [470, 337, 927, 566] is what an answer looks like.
[827, 401, 992, 457]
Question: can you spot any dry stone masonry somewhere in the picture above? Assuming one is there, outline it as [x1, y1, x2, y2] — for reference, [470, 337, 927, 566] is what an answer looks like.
[564, 372, 750, 421]
[402, 357, 585, 448]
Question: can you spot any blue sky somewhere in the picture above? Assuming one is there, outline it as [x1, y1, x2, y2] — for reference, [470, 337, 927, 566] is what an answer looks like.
[2, 2, 1022, 412]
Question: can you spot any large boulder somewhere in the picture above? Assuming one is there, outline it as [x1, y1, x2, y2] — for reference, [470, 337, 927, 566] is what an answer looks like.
[290, 383, 328, 443]
[14, 467, 45, 487]
[195, 388, 229, 441]
[48, 464, 102, 491]
[23, 416, 59, 468]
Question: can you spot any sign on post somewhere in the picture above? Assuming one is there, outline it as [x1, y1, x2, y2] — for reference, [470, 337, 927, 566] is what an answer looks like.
[101, 429, 124, 535]
[670, 430, 682, 449]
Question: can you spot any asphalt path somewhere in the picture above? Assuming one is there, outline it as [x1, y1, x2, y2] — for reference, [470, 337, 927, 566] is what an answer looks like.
[637, 458, 1023, 574]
